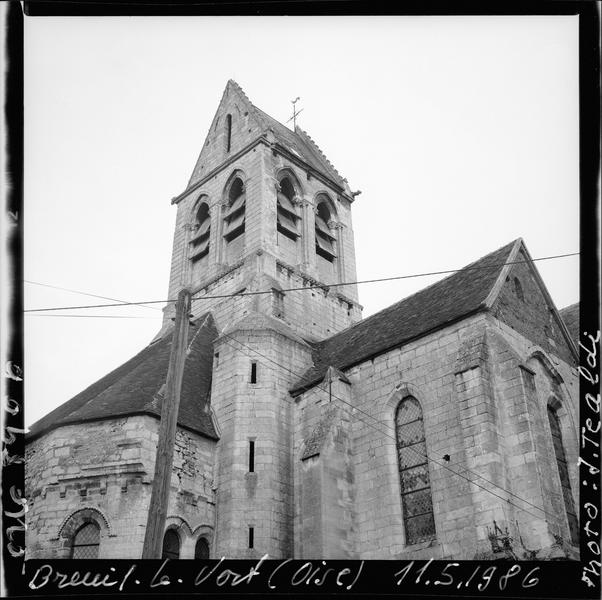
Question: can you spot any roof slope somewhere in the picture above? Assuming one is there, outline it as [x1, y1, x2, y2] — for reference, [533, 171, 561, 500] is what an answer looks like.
[27, 313, 219, 442]
[559, 302, 579, 348]
[250, 102, 347, 189]
[291, 241, 517, 394]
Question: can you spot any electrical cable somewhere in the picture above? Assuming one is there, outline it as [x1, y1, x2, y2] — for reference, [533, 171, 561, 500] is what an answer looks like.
[23, 251, 578, 313]
[219, 330, 561, 523]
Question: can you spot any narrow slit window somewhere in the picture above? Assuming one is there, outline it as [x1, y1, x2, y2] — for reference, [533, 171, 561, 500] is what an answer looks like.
[250, 361, 257, 384]
[225, 114, 232, 152]
[514, 277, 524, 301]
[214, 352, 219, 368]
[248, 527, 254, 549]
[249, 440, 255, 472]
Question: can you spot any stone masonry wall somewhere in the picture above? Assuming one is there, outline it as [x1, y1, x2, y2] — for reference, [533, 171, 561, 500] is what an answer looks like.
[25, 416, 216, 559]
[293, 310, 578, 559]
[493, 250, 575, 365]
[210, 327, 313, 558]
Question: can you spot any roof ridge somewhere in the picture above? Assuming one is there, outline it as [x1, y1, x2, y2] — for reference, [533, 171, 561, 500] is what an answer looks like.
[316, 239, 519, 348]
[295, 126, 345, 184]
[228, 80, 273, 133]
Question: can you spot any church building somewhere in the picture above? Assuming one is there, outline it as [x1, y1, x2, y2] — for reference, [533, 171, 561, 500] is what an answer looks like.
[25, 80, 580, 561]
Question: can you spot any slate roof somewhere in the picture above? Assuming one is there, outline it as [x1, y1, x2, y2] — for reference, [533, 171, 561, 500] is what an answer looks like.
[27, 313, 219, 442]
[291, 241, 517, 395]
[250, 102, 347, 189]
[559, 302, 579, 348]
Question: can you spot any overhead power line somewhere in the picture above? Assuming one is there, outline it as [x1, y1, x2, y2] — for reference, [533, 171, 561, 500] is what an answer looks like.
[23, 251, 578, 313]
[25, 314, 160, 319]
[24, 280, 163, 311]
[219, 330, 560, 524]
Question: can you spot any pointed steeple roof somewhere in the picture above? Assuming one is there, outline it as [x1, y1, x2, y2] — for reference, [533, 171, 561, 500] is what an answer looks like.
[174, 80, 351, 204]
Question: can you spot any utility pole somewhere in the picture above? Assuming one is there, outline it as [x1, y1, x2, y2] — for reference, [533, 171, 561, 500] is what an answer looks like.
[142, 288, 192, 559]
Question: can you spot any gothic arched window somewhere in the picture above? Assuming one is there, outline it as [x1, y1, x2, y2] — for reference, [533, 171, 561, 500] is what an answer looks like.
[314, 198, 336, 262]
[223, 177, 245, 242]
[395, 396, 435, 545]
[70, 522, 100, 559]
[277, 177, 300, 240]
[194, 537, 210, 559]
[190, 201, 210, 261]
[547, 405, 579, 545]
[162, 529, 181, 560]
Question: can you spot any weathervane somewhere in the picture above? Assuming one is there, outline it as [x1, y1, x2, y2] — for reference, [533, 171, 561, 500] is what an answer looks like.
[286, 97, 304, 129]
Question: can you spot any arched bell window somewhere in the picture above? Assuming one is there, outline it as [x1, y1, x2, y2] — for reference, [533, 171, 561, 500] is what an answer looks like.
[223, 177, 245, 242]
[395, 396, 435, 545]
[162, 529, 180, 560]
[194, 537, 210, 559]
[70, 522, 100, 559]
[277, 177, 300, 240]
[547, 404, 579, 545]
[190, 201, 210, 261]
[314, 198, 336, 262]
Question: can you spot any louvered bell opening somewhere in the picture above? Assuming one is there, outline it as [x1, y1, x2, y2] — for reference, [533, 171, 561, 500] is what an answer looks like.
[192, 218, 210, 240]
[277, 191, 297, 214]
[315, 214, 335, 240]
[223, 210, 245, 241]
[277, 196, 299, 240]
[315, 232, 336, 261]
[190, 236, 209, 261]
[226, 193, 245, 219]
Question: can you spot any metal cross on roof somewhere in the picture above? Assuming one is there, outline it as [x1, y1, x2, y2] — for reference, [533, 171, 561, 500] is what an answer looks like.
[286, 97, 304, 129]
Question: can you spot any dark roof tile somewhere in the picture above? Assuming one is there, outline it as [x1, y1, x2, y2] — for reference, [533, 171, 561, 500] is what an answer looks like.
[291, 241, 517, 394]
[27, 313, 219, 442]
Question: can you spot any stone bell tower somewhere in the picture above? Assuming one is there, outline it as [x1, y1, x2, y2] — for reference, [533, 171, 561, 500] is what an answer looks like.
[163, 80, 363, 557]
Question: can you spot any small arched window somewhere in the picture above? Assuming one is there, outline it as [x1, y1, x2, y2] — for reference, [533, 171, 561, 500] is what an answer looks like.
[70, 522, 100, 559]
[223, 177, 245, 242]
[514, 277, 524, 301]
[314, 199, 336, 262]
[190, 201, 210, 261]
[194, 537, 210, 559]
[277, 177, 300, 240]
[547, 405, 579, 545]
[225, 114, 232, 152]
[395, 396, 435, 545]
[162, 529, 180, 559]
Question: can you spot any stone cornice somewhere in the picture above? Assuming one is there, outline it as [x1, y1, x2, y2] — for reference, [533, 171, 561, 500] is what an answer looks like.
[172, 136, 355, 206]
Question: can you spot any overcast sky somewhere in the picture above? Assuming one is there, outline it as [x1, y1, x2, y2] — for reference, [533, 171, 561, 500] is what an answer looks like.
[23, 15, 579, 427]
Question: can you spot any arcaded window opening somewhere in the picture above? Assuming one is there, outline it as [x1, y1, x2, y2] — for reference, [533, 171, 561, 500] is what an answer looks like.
[194, 537, 210, 559]
[190, 201, 211, 261]
[162, 529, 180, 560]
[395, 396, 436, 545]
[315, 200, 337, 262]
[277, 177, 300, 240]
[70, 522, 100, 559]
[223, 177, 246, 242]
[547, 405, 579, 545]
